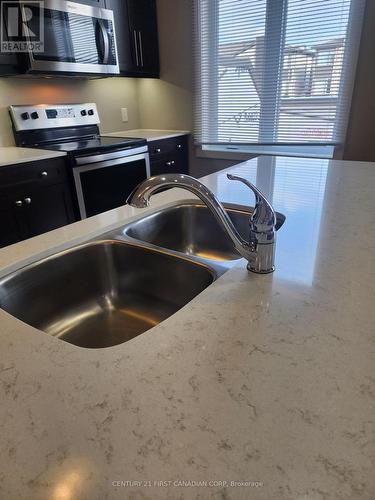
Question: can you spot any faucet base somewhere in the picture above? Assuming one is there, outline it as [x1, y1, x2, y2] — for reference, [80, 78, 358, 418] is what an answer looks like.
[246, 241, 276, 274]
[247, 263, 275, 274]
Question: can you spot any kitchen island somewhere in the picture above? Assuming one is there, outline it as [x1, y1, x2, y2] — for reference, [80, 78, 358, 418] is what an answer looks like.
[0, 156, 374, 499]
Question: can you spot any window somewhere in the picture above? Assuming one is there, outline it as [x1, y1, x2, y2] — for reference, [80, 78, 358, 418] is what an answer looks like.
[194, 0, 365, 155]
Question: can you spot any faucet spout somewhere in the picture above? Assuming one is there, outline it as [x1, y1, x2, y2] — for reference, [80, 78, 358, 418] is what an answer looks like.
[127, 173, 279, 274]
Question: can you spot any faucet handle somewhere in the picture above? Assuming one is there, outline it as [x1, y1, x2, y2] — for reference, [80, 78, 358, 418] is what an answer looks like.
[227, 174, 276, 233]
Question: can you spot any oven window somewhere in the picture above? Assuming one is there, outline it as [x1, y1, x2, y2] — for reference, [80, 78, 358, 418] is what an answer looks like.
[79, 159, 148, 218]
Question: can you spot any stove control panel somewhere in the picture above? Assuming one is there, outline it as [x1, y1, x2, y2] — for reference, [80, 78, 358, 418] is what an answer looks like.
[9, 103, 100, 131]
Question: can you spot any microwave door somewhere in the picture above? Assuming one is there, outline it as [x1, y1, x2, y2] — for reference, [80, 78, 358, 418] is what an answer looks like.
[29, 9, 75, 64]
[69, 15, 99, 65]
[23, 0, 119, 75]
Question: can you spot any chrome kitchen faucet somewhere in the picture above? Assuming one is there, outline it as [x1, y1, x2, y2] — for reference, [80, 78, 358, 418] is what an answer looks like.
[127, 173, 281, 274]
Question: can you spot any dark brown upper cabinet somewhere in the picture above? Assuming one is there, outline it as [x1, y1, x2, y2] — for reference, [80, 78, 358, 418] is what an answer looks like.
[0, 52, 19, 76]
[106, 0, 160, 78]
[0, 0, 20, 76]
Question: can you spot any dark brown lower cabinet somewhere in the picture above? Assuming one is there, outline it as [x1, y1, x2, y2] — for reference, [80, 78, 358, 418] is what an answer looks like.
[149, 135, 189, 176]
[0, 193, 26, 247]
[0, 158, 76, 248]
[23, 183, 76, 239]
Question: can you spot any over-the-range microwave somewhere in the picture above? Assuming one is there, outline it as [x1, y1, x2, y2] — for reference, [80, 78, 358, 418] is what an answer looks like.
[3, 0, 119, 77]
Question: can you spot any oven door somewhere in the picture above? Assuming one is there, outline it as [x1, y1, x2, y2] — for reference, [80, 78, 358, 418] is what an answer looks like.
[20, 0, 119, 75]
[73, 147, 150, 219]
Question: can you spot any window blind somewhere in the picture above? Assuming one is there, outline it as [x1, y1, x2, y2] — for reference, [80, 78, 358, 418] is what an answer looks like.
[194, 0, 365, 147]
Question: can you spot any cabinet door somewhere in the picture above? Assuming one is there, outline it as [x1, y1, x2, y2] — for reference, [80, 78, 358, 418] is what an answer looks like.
[0, 194, 28, 247]
[126, 0, 160, 77]
[0, 52, 19, 75]
[105, 0, 134, 73]
[106, 0, 159, 77]
[0, 1, 20, 76]
[23, 183, 76, 238]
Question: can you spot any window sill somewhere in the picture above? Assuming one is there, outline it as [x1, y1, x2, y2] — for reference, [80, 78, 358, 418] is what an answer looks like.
[195, 147, 257, 162]
[196, 144, 339, 160]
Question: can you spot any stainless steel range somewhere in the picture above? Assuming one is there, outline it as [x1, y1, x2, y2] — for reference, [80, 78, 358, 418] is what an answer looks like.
[9, 103, 150, 219]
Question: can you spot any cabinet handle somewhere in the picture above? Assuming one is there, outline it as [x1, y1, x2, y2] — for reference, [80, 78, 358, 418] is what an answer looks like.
[138, 31, 144, 67]
[40, 171, 48, 177]
[155, 148, 161, 153]
[133, 30, 139, 67]
[177, 144, 182, 150]
[24, 197, 32, 205]
[15, 200, 23, 207]
[166, 160, 175, 167]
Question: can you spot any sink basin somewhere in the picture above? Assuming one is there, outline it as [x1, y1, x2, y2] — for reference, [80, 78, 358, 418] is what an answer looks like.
[124, 202, 285, 262]
[0, 240, 215, 348]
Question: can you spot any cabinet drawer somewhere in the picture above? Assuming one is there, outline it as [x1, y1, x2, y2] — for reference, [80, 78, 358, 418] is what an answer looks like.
[0, 157, 68, 188]
[149, 135, 188, 158]
[150, 155, 188, 176]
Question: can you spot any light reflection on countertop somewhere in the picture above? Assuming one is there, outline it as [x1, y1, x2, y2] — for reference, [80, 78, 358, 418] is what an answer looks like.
[203, 155, 329, 285]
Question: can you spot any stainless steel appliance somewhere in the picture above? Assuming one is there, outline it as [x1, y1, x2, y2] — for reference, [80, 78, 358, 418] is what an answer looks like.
[10, 103, 150, 219]
[4, 0, 119, 76]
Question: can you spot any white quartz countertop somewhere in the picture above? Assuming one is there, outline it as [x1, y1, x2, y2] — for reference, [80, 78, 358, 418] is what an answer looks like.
[0, 156, 374, 500]
[104, 128, 190, 141]
[0, 146, 67, 167]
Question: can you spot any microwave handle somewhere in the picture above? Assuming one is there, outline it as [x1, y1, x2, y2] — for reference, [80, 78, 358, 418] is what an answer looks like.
[97, 19, 109, 64]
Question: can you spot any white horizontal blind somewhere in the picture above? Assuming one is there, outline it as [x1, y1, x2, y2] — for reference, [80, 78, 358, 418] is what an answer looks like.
[194, 0, 365, 146]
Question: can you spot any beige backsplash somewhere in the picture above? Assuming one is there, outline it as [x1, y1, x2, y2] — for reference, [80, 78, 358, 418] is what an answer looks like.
[0, 77, 140, 146]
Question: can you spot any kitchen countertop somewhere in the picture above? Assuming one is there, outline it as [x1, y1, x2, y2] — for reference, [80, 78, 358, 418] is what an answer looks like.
[0, 146, 67, 167]
[0, 156, 374, 500]
[104, 128, 190, 142]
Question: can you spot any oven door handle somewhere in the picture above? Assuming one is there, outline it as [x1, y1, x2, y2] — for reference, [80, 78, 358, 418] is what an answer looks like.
[74, 153, 150, 173]
[75, 146, 148, 165]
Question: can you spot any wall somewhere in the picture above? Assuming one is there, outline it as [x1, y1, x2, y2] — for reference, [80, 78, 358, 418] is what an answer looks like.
[343, 0, 375, 161]
[0, 77, 140, 146]
[138, 0, 193, 131]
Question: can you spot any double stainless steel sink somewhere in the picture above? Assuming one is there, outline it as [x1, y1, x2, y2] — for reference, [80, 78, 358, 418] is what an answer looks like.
[124, 202, 249, 261]
[0, 201, 283, 349]
[123, 202, 285, 262]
